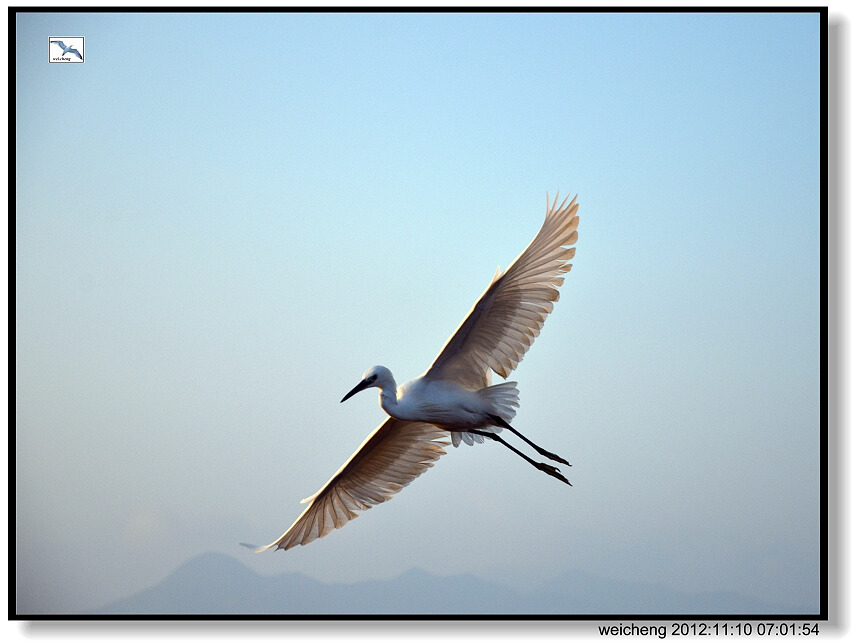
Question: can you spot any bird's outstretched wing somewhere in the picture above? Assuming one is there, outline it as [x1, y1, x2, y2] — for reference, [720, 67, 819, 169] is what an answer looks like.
[68, 48, 82, 59]
[52, 40, 67, 49]
[423, 193, 579, 389]
[253, 418, 449, 552]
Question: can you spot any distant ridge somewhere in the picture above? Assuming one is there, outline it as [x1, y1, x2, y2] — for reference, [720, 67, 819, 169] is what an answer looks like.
[93, 552, 814, 615]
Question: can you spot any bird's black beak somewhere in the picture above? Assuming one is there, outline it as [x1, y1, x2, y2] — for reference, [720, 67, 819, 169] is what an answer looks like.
[340, 379, 371, 403]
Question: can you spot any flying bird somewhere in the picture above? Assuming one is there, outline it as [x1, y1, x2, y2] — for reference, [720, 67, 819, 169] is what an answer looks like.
[249, 193, 580, 553]
[51, 40, 83, 60]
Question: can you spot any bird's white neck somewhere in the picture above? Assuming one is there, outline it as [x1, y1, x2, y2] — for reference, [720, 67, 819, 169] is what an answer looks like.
[378, 381, 399, 417]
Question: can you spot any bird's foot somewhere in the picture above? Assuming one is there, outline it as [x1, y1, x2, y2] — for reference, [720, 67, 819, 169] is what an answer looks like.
[536, 462, 571, 486]
[537, 448, 571, 467]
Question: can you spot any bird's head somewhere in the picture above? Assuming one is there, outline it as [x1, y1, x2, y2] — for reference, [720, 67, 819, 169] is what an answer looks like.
[340, 365, 394, 403]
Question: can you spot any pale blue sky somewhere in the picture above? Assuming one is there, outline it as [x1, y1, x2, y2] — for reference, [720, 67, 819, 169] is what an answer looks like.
[15, 10, 821, 614]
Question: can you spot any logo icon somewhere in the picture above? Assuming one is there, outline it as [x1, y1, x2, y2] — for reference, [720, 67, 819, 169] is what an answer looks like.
[49, 37, 84, 63]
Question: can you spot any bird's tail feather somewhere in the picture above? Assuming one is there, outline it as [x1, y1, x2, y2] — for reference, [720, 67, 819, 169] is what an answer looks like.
[451, 381, 519, 448]
[480, 381, 520, 423]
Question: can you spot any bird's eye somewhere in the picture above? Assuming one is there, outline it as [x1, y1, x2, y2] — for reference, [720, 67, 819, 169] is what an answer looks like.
[369, 374, 377, 382]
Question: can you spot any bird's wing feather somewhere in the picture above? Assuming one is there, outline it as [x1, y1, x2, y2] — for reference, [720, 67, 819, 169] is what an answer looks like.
[423, 193, 579, 388]
[257, 418, 449, 552]
[53, 40, 66, 48]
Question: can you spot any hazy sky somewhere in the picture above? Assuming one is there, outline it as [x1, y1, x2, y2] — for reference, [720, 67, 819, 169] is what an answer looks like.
[15, 10, 821, 614]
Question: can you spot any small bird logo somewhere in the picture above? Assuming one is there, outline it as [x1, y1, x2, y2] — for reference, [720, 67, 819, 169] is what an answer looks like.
[51, 40, 83, 60]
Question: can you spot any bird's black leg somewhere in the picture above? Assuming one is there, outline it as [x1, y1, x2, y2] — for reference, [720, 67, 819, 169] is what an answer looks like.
[488, 415, 571, 466]
[471, 430, 571, 486]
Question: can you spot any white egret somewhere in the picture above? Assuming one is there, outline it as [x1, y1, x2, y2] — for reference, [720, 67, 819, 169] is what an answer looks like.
[249, 193, 579, 552]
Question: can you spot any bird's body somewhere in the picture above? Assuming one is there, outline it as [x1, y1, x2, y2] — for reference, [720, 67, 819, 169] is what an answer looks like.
[355, 365, 517, 433]
[249, 193, 580, 553]
[383, 372, 490, 428]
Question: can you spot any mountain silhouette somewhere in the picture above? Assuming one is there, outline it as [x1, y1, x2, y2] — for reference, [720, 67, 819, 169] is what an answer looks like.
[93, 552, 815, 616]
